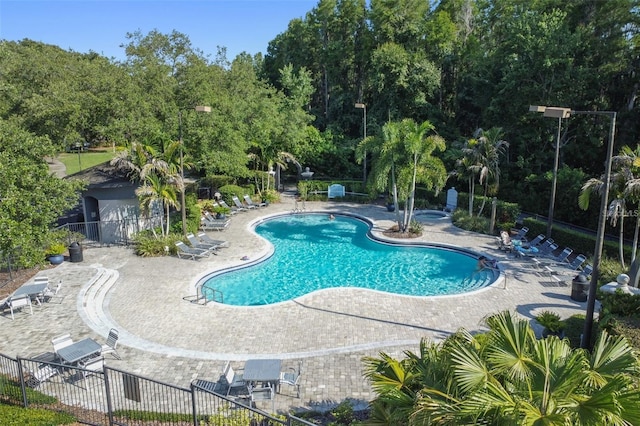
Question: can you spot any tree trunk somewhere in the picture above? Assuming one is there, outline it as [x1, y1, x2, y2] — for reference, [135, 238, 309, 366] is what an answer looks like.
[633, 215, 639, 262]
[478, 182, 488, 216]
[468, 176, 475, 216]
[404, 153, 419, 232]
[619, 211, 626, 269]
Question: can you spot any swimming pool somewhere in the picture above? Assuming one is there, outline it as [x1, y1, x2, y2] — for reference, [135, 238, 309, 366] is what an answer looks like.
[201, 213, 495, 306]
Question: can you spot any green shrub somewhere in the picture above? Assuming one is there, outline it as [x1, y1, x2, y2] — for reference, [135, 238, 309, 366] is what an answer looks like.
[563, 314, 586, 348]
[535, 310, 565, 334]
[330, 400, 355, 425]
[451, 209, 491, 234]
[218, 184, 249, 203]
[0, 403, 76, 425]
[133, 234, 181, 257]
[409, 220, 423, 235]
[261, 189, 280, 204]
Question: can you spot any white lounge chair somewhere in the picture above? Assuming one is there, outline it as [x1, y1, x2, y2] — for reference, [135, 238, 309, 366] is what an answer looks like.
[243, 194, 266, 208]
[101, 328, 121, 359]
[175, 242, 210, 260]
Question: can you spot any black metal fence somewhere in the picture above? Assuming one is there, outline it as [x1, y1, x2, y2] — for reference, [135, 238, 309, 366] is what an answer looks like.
[58, 216, 163, 248]
[0, 353, 315, 426]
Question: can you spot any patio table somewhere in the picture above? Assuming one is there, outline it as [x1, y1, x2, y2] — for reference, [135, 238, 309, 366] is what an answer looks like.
[12, 283, 48, 305]
[243, 359, 282, 389]
[56, 338, 101, 365]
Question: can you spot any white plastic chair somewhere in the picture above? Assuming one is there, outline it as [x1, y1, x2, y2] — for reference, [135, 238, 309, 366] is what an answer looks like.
[222, 361, 245, 396]
[101, 328, 121, 359]
[8, 295, 32, 320]
[42, 280, 63, 303]
[249, 382, 275, 412]
[51, 334, 74, 356]
[79, 356, 104, 379]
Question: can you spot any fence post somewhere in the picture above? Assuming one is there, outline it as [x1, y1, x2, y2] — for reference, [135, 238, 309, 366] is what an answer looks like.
[103, 365, 115, 426]
[16, 358, 28, 408]
[190, 382, 198, 426]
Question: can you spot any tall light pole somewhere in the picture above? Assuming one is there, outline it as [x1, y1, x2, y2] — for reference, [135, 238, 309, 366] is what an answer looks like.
[529, 105, 571, 238]
[355, 102, 367, 184]
[179, 105, 211, 237]
[530, 105, 617, 349]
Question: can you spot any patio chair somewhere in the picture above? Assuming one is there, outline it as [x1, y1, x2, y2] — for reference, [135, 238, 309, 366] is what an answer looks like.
[42, 280, 64, 303]
[51, 334, 74, 357]
[175, 242, 210, 260]
[197, 232, 230, 249]
[221, 361, 246, 396]
[25, 363, 60, 389]
[79, 356, 104, 379]
[538, 241, 557, 256]
[528, 234, 545, 249]
[186, 233, 218, 253]
[244, 194, 266, 208]
[219, 199, 240, 214]
[512, 227, 529, 242]
[200, 214, 231, 232]
[249, 382, 275, 412]
[552, 247, 573, 263]
[279, 361, 302, 398]
[583, 264, 593, 277]
[232, 195, 252, 211]
[568, 254, 587, 271]
[8, 294, 32, 320]
[101, 328, 121, 359]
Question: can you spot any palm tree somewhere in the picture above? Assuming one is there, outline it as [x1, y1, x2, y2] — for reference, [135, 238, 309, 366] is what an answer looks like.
[579, 145, 640, 268]
[364, 311, 640, 425]
[458, 128, 509, 216]
[135, 173, 179, 237]
[361, 119, 447, 232]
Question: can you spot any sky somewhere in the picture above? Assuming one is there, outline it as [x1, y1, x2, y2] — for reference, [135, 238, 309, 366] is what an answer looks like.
[0, 0, 319, 61]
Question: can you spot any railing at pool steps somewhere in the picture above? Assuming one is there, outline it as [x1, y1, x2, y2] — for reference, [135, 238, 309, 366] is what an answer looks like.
[185, 285, 224, 305]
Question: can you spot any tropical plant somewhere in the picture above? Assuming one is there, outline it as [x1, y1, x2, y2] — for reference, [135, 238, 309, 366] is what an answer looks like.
[364, 310, 640, 425]
[135, 173, 179, 237]
[535, 310, 565, 335]
[361, 119, 447, 233]
[459, 128, 509, 217]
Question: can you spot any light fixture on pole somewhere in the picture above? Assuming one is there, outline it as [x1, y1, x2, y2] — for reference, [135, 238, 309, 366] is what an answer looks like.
[179, 105, 211, 238]
[355, 102, 367, 184]
[529, 105, 571, 238]
[530, 104, 617, 349]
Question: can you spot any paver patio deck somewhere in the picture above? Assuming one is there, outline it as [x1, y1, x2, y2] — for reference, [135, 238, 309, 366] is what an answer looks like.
[0, 193, 588, 413]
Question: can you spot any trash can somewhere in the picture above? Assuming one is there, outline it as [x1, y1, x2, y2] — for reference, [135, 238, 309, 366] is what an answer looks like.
[68, 242, 83, 263]
[570, 273, 589, 302]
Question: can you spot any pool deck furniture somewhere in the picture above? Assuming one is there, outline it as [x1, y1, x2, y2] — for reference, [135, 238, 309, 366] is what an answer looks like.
[244, 194, 266, 208]
[56, 338, 102, 365]
[219, 199, 240, 214]
[12, 282, 48, 305]
[244, 358, 282, 390]
[200, 213, 231, 231]
[7, 294, 33, 319]
[186, 233, 218, 254]
[197, 232, 230, 249]
[101, 328, 121, 360]
[175, 242, 211, 260]
[233, 195, 253, 210]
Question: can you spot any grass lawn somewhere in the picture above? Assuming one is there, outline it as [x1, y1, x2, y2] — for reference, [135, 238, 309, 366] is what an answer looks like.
[58, 151, 116, 175]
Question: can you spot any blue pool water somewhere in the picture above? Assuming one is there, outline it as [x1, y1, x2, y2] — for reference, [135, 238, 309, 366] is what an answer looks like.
[201, 214, 494, 306]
